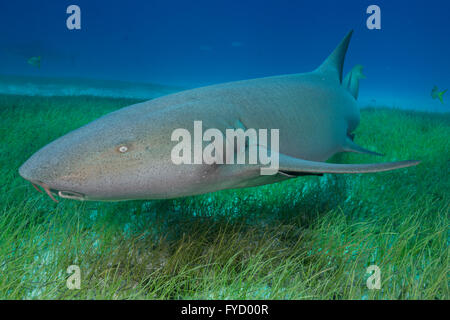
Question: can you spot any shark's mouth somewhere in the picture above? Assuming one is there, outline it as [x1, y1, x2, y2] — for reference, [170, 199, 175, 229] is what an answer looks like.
[29, 180, 85, 202]
[57, 190, 85, 201]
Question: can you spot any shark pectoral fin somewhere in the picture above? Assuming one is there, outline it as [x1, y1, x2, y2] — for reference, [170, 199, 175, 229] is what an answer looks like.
[342, 137, 384, 156]
[277, 153, 420, 176]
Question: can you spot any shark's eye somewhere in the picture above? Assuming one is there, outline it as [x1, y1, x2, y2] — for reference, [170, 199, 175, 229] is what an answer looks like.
[118, 145, 128, 153]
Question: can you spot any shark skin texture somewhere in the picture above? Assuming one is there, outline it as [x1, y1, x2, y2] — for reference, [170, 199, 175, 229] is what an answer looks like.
[19, 30, 419, 202]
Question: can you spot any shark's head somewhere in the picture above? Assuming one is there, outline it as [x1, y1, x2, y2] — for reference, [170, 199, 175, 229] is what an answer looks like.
[19, 105, 199, 202]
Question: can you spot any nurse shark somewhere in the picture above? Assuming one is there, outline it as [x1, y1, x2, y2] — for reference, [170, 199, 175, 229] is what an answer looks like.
[19, 30, 419, 202]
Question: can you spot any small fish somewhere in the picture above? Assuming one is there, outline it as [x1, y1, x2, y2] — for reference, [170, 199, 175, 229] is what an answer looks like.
[431, 86, 446, 104]
[27, 56, 41, 68]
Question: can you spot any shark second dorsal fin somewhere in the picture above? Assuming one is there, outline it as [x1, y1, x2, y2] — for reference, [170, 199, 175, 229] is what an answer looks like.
[315, 30, 353, 84]
[343, 65, 365, 99]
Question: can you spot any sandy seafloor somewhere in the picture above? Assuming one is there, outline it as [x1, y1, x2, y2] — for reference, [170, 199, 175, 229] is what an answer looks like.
[0, 75, 182, 100]
[0, 74, 447, 114]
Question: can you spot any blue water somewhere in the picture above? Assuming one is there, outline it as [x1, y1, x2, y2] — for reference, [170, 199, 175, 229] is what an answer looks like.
[0, 0, 448, 112]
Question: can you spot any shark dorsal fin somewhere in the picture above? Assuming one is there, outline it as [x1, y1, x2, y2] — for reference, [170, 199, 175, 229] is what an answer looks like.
[315, 30, 353, 83]
[343, 64, 366, 99]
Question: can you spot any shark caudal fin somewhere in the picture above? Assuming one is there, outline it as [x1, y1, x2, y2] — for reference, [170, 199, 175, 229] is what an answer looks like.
[315, 30, 353, 84]
[343, 65, 366, 99]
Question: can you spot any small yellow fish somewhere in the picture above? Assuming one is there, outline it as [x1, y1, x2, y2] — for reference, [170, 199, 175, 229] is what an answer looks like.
[27, 56, 41, 68]
[431, 85, 446, 104]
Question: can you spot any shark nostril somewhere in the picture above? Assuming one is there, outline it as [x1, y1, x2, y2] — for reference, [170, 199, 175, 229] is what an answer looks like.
[24, 179, 59, 203]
